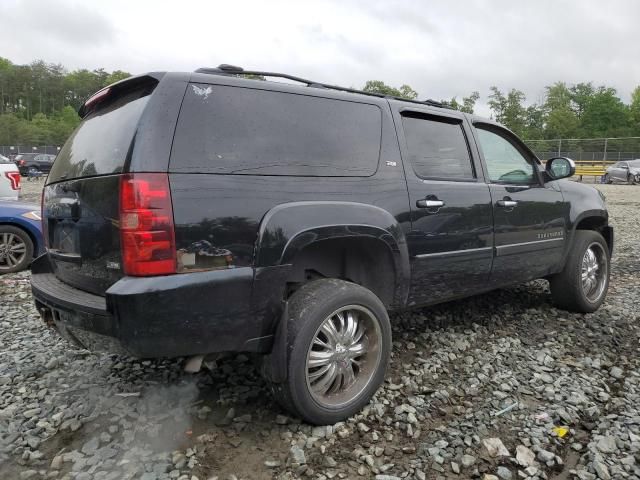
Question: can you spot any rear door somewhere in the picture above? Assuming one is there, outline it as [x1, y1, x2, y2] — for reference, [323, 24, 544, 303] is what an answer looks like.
[393, 106, 493, 306]
[43, 76, 160, 295]
[471, 123, 568, 285]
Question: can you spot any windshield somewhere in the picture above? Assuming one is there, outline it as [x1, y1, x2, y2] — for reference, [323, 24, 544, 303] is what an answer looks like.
[0, 155, 10, 164]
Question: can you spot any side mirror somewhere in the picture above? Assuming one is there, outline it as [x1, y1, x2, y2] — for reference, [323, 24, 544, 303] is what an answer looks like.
[545, 157, 575, 180]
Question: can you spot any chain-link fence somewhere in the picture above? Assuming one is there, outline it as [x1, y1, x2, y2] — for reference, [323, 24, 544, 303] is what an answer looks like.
[0, 145, 61, 157]
[524, 137, 640, 164]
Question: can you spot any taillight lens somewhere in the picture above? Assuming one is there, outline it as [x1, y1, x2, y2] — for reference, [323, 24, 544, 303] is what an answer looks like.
[119, 173, 176, 276]
[4, 171, 21, 190]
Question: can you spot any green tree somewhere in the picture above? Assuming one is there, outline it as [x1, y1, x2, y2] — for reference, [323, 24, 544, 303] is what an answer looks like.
[523, 104, 546, 139]
[580, 86, 631, 137]
[105, 70, 131, 85]
[629, 86, 640, 135]
[570, 82, 595, 119]
[362, 80, 418, 99]
[488, 87, 527, 135]
[460, 91, 480, 114]
[443, 91, 480, 113]
[543, 83, 579, 138]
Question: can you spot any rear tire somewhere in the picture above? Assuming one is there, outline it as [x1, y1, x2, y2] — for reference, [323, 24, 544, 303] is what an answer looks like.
[0, 226, 34, 273]
[549, 230, 609, 313]
[266, 278, 391, 425]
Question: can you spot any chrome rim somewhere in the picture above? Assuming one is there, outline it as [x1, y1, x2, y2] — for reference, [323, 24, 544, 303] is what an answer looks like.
[581, 242, 607, 302]
[306, 305, 382, 408]
[0, 232, 27, 270]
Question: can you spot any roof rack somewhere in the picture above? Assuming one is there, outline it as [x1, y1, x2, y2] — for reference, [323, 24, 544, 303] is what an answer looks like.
[194, 64, 448, 109]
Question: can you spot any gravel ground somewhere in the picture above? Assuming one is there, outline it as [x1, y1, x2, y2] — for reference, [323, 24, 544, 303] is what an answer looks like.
[1, 180, 639, 480]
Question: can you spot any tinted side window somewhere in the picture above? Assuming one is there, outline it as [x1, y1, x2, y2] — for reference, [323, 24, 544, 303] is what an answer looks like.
[401, 112, 474, 180]
[170, 84, 381, 176]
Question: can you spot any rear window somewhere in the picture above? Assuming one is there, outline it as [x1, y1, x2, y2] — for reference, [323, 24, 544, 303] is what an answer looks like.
[48, 78, 157, 183]
[0, 155, 10, 164]
[170, 84, 381, 176]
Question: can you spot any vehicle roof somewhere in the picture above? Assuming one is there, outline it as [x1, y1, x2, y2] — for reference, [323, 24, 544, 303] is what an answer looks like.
[92, 68, 502, 127]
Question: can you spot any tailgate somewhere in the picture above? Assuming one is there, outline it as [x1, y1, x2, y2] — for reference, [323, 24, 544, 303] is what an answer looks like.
[43, 175, 123, 295]
[43, 75, 160, 296]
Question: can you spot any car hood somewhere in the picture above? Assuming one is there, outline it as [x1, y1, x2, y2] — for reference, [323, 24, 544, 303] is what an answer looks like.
[629, 167, 640, 174]
[0, 200, 40, 215]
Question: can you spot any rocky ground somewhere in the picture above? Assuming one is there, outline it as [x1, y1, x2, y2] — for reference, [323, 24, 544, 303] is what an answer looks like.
[1, 181, 638, 480]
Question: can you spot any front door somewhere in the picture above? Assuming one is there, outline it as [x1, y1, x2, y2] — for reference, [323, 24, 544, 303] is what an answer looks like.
[394, 107, 494, 307]
[472, 124, 569, 285]
[611, 162, 629, 181]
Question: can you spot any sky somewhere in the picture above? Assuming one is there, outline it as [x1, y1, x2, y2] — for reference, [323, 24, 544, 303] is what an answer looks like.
[2, 0, 639, 117]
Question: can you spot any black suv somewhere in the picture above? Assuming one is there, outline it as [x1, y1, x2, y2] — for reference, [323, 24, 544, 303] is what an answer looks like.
[15, 153, 56, 176]
[31, 66, 613, 425]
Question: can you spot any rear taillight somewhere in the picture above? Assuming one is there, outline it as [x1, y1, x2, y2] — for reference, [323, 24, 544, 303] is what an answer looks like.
[18, 160, 25, 166]
[119, 173, 176, 276]
[4, 171, 21, 190]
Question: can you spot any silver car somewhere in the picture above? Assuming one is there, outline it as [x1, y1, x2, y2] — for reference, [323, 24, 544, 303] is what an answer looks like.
[605, 159, 640, 184]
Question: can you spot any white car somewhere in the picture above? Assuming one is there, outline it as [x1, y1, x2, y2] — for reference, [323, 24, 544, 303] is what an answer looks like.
[0, 154, 21, 200]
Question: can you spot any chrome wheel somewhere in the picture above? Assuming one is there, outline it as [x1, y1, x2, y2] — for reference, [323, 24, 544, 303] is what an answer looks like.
[306, 305, 382, 408]
[0, 232, 27, 271]
[581, 242, 607, 303]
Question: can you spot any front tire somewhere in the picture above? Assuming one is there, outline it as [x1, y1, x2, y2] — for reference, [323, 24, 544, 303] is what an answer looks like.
[0, 226, 34, 273]
[267, 279, 391, 425]
[549, 230, 610, 313]
[604, 174, 612, 184]
[628, 174, 636, 185]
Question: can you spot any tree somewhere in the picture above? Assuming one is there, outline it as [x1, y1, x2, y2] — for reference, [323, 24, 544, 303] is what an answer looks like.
[523, 104, 546, 139]
[580, 86, 631, 137]
[460, 91, 480, 114]
[442, 91, 480, 113]
[630, 86, 640, 135]
[362, 80, 418, 99]
[106, 70, 131, 85]
[0, 56, 129, 145]
[488, 87, 527, 135]
[570, 82, 595, 119]
[543, 83, 579, 139]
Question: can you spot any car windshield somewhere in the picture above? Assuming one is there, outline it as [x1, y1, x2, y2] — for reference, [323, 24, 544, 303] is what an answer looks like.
[0, 155, 10, 164]
[628, 159, 640, 167]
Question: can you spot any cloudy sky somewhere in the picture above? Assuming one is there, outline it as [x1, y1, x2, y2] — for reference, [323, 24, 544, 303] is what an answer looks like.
[2, 0, 639, 116]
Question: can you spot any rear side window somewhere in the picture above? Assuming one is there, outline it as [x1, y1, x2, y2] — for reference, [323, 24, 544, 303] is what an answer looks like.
[48, 78, 157, 183]
[401, 112, 474, 180]
[170, 84, 381, 176]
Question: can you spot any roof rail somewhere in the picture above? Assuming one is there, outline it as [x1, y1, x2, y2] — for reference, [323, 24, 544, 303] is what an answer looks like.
[194, 64, 448, 109]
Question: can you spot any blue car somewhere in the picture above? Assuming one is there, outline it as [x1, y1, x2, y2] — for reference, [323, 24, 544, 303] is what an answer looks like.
[0, 200, 44, 273]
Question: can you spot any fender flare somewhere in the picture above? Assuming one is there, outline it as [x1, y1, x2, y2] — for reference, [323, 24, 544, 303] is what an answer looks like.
[255, 201, 410, 306]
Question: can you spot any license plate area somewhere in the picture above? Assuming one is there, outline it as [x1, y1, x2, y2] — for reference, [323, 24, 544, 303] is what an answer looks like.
[51, 221, 79, 255]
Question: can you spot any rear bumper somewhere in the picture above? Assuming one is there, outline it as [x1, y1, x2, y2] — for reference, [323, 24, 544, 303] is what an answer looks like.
[30, 255, 285, 358]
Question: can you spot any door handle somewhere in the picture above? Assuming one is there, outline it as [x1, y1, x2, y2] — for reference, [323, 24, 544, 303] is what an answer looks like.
[416, 199, 445, 209]
[497, 199, 518, 208]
